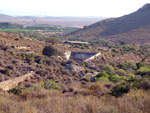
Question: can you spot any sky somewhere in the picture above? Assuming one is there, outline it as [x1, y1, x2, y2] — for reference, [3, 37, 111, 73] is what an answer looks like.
[0, 0, 149, 17]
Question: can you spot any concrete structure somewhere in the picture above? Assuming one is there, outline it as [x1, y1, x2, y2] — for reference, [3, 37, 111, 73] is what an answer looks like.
[65, 51, 105, 62]
[63, 41, 90, 45]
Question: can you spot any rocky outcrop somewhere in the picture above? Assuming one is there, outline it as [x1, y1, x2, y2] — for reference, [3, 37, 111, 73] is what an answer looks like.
[64, 51, 71, 60]
[65, 64, 85, 73]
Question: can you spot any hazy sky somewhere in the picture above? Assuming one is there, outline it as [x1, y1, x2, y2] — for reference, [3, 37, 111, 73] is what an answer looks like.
[0, 0, 149, 17]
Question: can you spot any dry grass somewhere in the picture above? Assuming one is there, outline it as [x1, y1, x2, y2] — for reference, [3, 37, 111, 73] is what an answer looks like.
[0, 88, 150, 113]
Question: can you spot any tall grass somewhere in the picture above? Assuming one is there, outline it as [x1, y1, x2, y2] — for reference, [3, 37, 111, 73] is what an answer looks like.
[0, 88, 150, 113]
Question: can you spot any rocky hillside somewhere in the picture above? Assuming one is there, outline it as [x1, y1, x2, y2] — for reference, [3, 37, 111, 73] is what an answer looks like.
[66, 4, 150, 44]
[0, 31, 106, 89]
[0, 30, 150, 92]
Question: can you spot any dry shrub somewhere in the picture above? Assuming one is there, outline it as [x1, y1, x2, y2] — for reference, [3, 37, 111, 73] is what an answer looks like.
[79, 89, 94, 96]
[143, 99, 150, 113]
[104, 83, 113, 89]
[0, 74, 5, 82]
[88, 82, 104, 96]
[88, 82, 104, 91]
[0, 89, 150, 113]
[20, 89, 61, 100]
[24, 82, 34, 88]
[0, 60, 4, 67]
[36, 69, 49, 76]
[138, 78, 150, 90]
[78, 82, 104, 97]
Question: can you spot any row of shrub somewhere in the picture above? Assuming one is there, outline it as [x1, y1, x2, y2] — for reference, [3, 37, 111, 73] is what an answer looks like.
[8, 79, 60, 95]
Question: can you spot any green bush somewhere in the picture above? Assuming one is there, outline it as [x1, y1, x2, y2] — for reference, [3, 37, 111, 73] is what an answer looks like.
[138, 78, 150, 90]
[21, 53, 34, 63]
[42, 45, 64, 57]
[81, 62, 85, 68]
[137, 67, 150, 76]
[82, 77, 90, 82]
[44, 79, 60, 90]
[83, 25, 88, 29]
[46, 37, 60, 45]
[118, 62, 137, 70]
[119, 41, 126, 45]
[109, 75, 125, 83]
[96, 72, 108, 78]
[8, 88, 22, 95]
[116, 69, 127, 76]
[128, 74, 135, 78]
[85, 69, 90, 73]
[95, 76, 109, 83]
[102, 64, 115, 75]
[136, 62, 147, 69]
[109, 83, 130, 97]
[126, 76, 138, 88]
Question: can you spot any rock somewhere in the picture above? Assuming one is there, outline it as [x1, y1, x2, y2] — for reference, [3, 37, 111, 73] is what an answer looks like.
[65, 64, 85, 73]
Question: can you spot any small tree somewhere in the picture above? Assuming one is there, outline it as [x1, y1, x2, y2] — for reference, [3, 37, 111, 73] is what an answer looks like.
[137, 67, 150, 76]
[116, 69, 127, 76]
[83, 25, 88, 29]
[42, 45, 63, 57]
[102, 64, 115, 75]
[44, 79, 60, 90]
[120, 41, 126, 45]
[46, 37, 60, 45]
[96, 72, 108, 78]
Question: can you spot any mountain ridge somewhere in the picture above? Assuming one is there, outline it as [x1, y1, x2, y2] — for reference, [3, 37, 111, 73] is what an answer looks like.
[65, 4, 150, 44]
[0, 13, 105, 27]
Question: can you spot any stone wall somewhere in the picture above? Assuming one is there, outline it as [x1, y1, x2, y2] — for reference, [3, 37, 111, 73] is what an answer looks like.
[0, 72, 34, 91]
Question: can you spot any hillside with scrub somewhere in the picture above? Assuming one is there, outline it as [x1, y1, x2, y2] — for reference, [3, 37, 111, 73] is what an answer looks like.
[65, 4, 150, 45]
[0, 4, 150, 113]
[0, 30, 150, 113]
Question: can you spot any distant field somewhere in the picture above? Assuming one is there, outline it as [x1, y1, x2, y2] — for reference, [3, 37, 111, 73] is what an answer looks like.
[0, 28, 33, 33]
[0, 16, 105, 27]
[0, 22, 78, 35]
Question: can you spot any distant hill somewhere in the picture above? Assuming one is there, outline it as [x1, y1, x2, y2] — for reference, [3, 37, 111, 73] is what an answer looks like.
[0, 13, 105, 27]
[0, 14, 14, 19]
[66, 4, 150, 45]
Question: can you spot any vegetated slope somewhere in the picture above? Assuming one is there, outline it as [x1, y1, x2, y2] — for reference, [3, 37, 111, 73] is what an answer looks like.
[0, 32, 44, 80]
[66, 4, 150, 44]
[0, 31, 99, 88]
[0, 31, 71, 87]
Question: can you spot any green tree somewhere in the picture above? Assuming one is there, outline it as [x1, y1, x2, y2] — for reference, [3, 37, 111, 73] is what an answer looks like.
[96, 72, 108, 78]
[46, 37, 60, 45]
[44, 79, 60, 90]
[137, 67, 150, 76]
[102, 64, 115, 75]
[42, 45, 63, 57]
